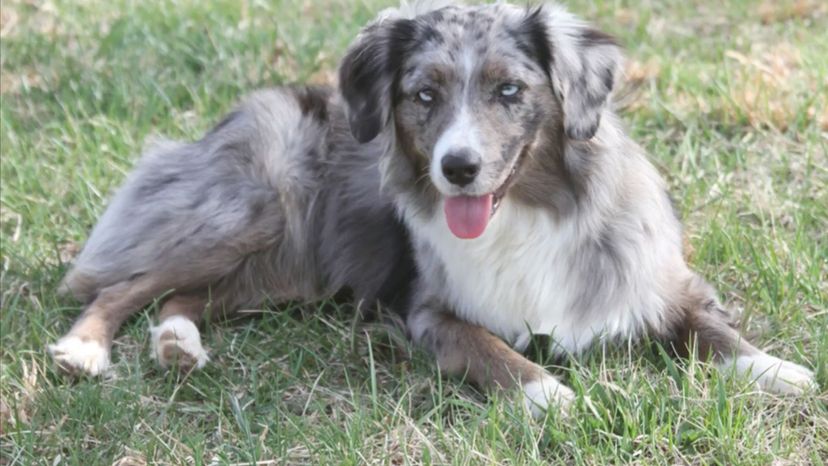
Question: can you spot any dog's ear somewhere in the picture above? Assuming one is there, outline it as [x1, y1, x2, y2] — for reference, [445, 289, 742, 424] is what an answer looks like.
[339, 18, 417, 143]
[518, 6, 622, 140]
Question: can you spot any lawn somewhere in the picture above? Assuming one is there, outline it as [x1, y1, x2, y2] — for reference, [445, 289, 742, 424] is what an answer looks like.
[1, 0, 826, 464]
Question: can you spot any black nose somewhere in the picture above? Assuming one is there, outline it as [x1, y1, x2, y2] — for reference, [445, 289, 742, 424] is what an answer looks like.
[441, 150, 481, 187]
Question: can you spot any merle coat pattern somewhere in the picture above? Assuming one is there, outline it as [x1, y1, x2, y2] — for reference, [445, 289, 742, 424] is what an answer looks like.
[50, 1, 816, 415]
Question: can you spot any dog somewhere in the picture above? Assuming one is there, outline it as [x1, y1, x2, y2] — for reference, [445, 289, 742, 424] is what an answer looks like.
[49, 1, 817, 416]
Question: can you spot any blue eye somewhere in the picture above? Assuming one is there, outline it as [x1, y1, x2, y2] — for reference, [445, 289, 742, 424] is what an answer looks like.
[499, 83, 521, 97]
[417, 88, 435, 103]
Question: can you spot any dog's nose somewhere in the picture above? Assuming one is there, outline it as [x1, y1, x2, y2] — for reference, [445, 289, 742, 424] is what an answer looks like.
[441, 150, 481, 187]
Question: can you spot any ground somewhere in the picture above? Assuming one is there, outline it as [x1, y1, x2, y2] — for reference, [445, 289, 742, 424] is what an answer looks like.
[1, 0, 826, 464]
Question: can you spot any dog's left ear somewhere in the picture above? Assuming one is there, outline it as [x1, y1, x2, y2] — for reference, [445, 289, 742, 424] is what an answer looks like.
[339, 18, 417, 143]
[518, 6, 622, 140]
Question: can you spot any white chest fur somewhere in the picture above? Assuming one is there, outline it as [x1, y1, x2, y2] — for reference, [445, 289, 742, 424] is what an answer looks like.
[406, 199, 669, 355]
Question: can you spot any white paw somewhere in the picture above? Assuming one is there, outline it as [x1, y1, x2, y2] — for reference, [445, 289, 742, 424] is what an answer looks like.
[522, 374, 575, 418]
[722, 353, 817, 395]
[48, 336, 111, 376]
[150, 316, 209, 370]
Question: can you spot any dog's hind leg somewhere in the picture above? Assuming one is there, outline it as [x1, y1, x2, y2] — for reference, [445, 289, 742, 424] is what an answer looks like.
[409, 309, 575, 418]
[52, 89, 326, 376]
[49, 274, 164, 376]
[667, 275, 817, 394]
[150, 293, 211, 371]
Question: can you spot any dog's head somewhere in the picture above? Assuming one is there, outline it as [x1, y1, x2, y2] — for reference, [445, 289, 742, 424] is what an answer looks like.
[339, 2, 620, 238]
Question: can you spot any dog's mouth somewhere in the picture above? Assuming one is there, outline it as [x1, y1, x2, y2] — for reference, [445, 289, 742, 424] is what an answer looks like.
[443, 147, 528, 239]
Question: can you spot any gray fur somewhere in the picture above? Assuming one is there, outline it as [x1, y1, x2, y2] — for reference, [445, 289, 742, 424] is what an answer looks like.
[63, 87, 412, 314]
[56, 1, 815, 401]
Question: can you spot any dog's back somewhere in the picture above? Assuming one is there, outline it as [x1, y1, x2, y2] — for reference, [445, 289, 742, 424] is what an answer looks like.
[61, 87, 411, 312]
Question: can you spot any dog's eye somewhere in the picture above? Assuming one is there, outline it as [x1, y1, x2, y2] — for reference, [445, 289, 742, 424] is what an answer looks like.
[417, 88, 435, 104]
[499, 83, 521, 97]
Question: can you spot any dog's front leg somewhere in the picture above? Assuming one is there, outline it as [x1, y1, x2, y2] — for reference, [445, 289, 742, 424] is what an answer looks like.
[669, 275, 817, 394]
[408, 309, 574, 417]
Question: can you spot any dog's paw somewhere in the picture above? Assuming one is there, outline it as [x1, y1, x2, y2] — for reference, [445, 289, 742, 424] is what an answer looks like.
[522, 374, 575, 418]
[48, 336, 111, 376]
[150, 316, 209, 371]
[725, 353, 817, 395]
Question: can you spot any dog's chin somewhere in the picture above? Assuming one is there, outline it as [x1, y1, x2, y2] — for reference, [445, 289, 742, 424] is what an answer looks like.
[440, 148, 528, 240]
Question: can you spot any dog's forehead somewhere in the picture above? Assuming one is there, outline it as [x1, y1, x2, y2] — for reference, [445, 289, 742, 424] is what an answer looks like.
[416, 4, 521, 43]
[402, 4, 539, 88]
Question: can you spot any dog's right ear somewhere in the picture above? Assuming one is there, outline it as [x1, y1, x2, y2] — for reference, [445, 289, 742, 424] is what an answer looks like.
[339, 19, 416, 144]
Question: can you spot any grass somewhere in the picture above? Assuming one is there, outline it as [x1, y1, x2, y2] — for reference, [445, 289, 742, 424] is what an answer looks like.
[1, 0, 827, 464]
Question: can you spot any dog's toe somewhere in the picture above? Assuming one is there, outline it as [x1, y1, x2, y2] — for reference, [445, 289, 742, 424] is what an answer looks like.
[724, 353, 818, 395]
[522, 373, 575, 418]
[755, 358, 817, 395]
[150, 316, 209, 371]
[48, 336, 111, 376]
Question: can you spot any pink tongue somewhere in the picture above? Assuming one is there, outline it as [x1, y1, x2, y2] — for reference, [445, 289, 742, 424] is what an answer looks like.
[444, 195, 493, 239]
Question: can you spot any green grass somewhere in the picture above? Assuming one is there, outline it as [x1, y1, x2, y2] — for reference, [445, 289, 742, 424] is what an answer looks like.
[1, 0, 827, 464]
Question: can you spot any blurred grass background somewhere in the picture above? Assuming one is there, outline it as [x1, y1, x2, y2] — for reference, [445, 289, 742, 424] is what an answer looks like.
[1, 0, 826, 464]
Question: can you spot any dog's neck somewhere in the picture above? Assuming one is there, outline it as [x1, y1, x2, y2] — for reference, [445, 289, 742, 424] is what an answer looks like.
[507, 120, 600, 220]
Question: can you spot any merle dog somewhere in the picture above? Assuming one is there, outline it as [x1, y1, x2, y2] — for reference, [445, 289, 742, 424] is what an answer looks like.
[50, 1, 816, 416]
